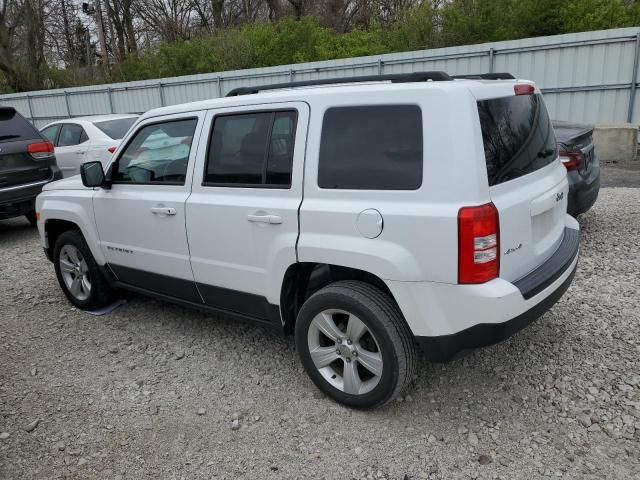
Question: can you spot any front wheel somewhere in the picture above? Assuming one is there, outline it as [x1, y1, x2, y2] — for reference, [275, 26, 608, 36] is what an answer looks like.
[295, 281, 416, 408]
[53, 230, 114, 310]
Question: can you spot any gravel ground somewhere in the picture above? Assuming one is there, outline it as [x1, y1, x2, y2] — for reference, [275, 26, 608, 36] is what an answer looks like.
[1, 186, 639, 480]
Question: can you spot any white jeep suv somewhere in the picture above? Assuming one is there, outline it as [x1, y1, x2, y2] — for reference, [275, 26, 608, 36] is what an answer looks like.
[36, 72, 580, 408]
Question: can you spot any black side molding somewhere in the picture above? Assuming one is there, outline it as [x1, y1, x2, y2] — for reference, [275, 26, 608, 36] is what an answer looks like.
[514, 227, 580, 300]
[102, 264, 283, 330]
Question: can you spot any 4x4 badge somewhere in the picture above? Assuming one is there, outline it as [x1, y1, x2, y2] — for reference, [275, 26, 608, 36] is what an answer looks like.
[504, 243, 523, 255]
[555, 192, 564, 202]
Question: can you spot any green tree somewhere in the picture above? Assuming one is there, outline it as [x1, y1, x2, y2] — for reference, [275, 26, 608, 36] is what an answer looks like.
[560, 0, 636, 32]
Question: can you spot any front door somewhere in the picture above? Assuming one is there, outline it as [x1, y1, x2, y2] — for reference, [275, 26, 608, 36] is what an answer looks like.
[186, 103, 309, 322]
[93, 113, 204, 302]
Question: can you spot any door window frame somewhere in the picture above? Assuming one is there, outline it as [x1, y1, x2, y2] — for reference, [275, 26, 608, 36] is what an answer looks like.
[41, 124, 61, 145]
[202, 108, 299, 189]
[109, 115, 201, 187]
[57, 123, 89, 147]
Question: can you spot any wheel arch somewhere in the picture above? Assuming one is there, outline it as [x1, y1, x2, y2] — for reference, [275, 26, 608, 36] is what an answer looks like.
[42, 203, 104, 265]
[279, 262, 400, 335]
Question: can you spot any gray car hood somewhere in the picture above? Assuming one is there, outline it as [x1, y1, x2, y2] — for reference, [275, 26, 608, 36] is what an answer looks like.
[42, 175, 88, 191]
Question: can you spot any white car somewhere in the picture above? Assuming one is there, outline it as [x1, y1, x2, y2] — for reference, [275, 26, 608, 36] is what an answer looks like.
[40, 114, 139, 177]
[36, 72, 579, 408]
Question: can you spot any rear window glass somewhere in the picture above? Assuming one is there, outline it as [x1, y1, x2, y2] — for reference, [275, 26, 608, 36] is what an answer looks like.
[0, 108, 39, 142]
[477, 94, 557, 186]
[318, 105, 423, 190]
[94, 117, 138, 140]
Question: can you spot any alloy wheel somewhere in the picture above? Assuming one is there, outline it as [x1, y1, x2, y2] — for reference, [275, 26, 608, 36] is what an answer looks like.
[307, 309, 383, 395]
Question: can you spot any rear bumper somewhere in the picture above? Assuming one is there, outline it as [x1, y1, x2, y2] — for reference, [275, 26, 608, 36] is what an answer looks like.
[0, 169, 62, 219]
[415, 260, 577, 361]
[387, 218, 580, 362]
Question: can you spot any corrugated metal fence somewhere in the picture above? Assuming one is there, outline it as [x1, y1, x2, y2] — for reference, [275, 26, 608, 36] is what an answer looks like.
[1, 27, 639, 128]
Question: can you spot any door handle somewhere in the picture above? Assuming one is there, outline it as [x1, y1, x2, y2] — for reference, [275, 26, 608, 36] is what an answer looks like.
[151, 206, 176, 216]
[247, 213, 283, 224]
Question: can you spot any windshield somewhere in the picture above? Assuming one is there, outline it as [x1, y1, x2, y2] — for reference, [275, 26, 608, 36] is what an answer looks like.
[477, 93, 557, 186]
[94, 117, 138, 140]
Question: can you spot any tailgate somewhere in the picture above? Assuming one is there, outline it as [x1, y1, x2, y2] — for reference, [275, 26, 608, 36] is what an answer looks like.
[491, 162, 569, 281]
[476, 88, 570, 282]
[0, 141, 53, 189]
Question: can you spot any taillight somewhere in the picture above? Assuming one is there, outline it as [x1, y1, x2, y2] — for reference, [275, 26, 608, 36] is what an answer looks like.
[458, 203, 500, 284]
[514, 84, 535, 95]
[107, 146, 117, 154]
[27, 141, 55, 160]
[560, 151, 583, 171]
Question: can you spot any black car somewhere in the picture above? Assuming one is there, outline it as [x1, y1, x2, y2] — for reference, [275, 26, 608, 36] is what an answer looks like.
[553, 120, 600, 216]
[0, 107, 61, 224]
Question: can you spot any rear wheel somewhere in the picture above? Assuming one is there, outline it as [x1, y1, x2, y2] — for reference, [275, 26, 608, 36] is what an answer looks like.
[295, 280, 416, 408]
[53, 230, 114, 309]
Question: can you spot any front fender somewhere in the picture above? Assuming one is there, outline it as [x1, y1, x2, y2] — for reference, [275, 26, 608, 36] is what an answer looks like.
[37, 191, 104, 265]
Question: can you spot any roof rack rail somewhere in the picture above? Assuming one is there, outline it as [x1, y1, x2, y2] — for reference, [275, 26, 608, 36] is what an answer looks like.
[225, 71, 452, 97]
[452, 73, 515, 80]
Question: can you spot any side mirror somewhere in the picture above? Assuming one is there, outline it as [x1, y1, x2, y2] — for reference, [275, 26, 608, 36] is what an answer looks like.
[80, 161, 105, 188]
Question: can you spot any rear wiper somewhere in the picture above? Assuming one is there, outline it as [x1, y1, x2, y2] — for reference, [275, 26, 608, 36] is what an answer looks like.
[0, 134, 20, 140]
[537, 148, 556, 158]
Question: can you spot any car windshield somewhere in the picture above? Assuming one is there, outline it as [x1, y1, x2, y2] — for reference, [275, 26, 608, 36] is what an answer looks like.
[93, 117, 138, 140]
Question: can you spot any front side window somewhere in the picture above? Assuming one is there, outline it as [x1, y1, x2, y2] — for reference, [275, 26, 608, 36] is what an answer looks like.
[58, 124, 87, 147]
[113, 118, 197, 185]
[41, 125, 60, 143]
[204, 110, 297, 187]
[318, 105, 423, 190]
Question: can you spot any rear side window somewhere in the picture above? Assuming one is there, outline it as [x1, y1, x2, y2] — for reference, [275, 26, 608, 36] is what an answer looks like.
[0, 108, 39, 142]
[318, 105, 423, 190]
[204, 110, 297, 187]
[478, 93, 557, 186]
[94, 117, 138, 140]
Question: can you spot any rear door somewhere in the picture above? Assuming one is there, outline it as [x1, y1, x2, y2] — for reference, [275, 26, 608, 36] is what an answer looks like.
[475, 86, 569, 282]
[186, 102, 308, 322]
[0, 108, 53, 190]
[55, 123, 89, 177]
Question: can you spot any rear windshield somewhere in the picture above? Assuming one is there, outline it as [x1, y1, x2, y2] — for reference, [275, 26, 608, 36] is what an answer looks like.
[477, 94, 557, 186]
[0, 108, 39, 142]
[94, 117, 138, 140]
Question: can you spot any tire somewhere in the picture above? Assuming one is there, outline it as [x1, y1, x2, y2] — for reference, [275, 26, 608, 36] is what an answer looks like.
[295, 280, 416, 408]
[53, 230, 114, 310]
[25, 210, 37, 226]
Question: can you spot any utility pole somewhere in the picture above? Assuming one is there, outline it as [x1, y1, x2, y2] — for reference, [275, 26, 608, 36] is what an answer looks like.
[94, 0, 109, 65]
[85, 29, 93, 75]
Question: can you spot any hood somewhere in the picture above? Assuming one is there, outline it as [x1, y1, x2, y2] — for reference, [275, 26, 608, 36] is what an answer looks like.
[42, 175, 88, 191]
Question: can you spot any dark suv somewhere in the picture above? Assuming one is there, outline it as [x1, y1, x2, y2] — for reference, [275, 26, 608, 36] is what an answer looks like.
[0, 107, 61, 224]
